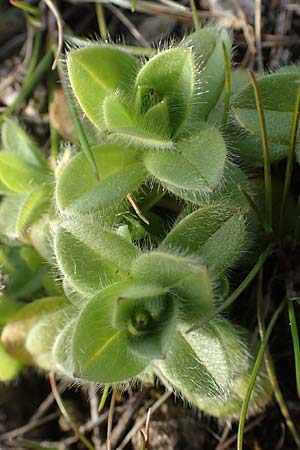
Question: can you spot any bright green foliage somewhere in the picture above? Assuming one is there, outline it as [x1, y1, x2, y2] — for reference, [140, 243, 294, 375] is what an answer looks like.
[67, 46, 141, 131]
[3, 26, 297, 423]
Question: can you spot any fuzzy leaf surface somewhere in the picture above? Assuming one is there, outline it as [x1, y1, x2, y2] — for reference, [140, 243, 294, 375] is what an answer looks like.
[130, 251, 215, 318]
[54, 218, 139, 295]
[0, 152, 48, 193]
[144, 127, 226, 196]
[162, 204, 246, 273]
[67, 46, 140, 131]
[135, 47, 194, 135]
[233, 72, 300, 144]
[2, 119, 48, 168]
[72, 284, 150, 382]
[180, 28, 232, 120]
[16, 184, 51, 234]
[1, 297, 66, 365]
[56, 144, 147, 214]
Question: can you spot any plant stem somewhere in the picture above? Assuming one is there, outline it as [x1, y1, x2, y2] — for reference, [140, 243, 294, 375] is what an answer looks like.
[49, 373, 95, 450]
[187, 244, 274, 333]
[288, 298, 300, 399]
[0, 49, 53, 124]
[98, 385, 110, 412]
[95, 2, 108, 40]
[257, 277, 300, 447]
[221, 41, 231, 128]
[279, 85, 300, 235]
[190, 0, 200, 29]
[249, 70, 272, 232]
[64, 85, 99, 181]
[237, 299, 287, 450]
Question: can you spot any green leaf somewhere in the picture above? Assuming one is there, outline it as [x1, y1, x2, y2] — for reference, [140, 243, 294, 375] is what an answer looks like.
[0, 340, 23, 381]
[55, 144, 147, 214]
[1, 296, 66, 365]
[155, 318, 251, 418]
[54, 217, 139, 295]
[2, 118, 48, 168]
[103, 95, 174, 150]
[0, 296, 23, 325]
[0, 179, 14, 195]
[162, 204, 246, 273]
[26, 305, 75, 371]
[0, 152, 48, 193]
[52, 317, 77, 376]
[67, 45, 140, 131]
[20, 246, 43, 271]
[130, 251, 215, 319]
[16, 184, 51, 234]
[135, 47, 194, 135]
[111, 283, 177, 360]
[29, 214, 53, 262]
[233, 71, 300, 145]
[180, 28, 232, 120]
[144, 127, 227, 196]
[230, 127, 288, 166]
[72, 284, 149, 382]
[0, 194, 26, 241]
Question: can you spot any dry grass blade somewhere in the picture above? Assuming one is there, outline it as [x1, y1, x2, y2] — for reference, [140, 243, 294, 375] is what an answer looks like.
[117, 390, 172, 450]
[106, 4, 150, 47]
[0, 412, 59, 442]
[42, 0, 63, 69]
[106, 387, 117, 450]
[49, 373, 96, 450]
[255, 0, 263, 72]
[127, 193, 149, 225]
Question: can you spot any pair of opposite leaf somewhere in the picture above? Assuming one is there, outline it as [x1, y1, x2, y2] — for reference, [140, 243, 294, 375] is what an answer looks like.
[0, 27, 275, 418]
[63, 28, 232, 213]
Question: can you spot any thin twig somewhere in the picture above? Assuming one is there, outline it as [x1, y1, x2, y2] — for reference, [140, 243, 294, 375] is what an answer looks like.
[43, 0, 63, 70]
[279, 85, 300, 235]
[49, 372, 95, 450]
[106, 4, 150, 48]
[237, 299, 287, 450]
[106, 387, 117, 450]
[257, 273, 300, 448]
[249, 70, 272, 232]
[255, 0, 263, 72]
[127, 193, 150, 225]
[117, 390, 172, 450]
[96, 2, 108, 40]
[89, 384, 102, 450]
[0, 412, 59, 441]
[187, 244, 274, 333]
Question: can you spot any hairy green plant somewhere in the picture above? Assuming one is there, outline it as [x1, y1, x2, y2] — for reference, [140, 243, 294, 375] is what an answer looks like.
[0, 26, 299, 435]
